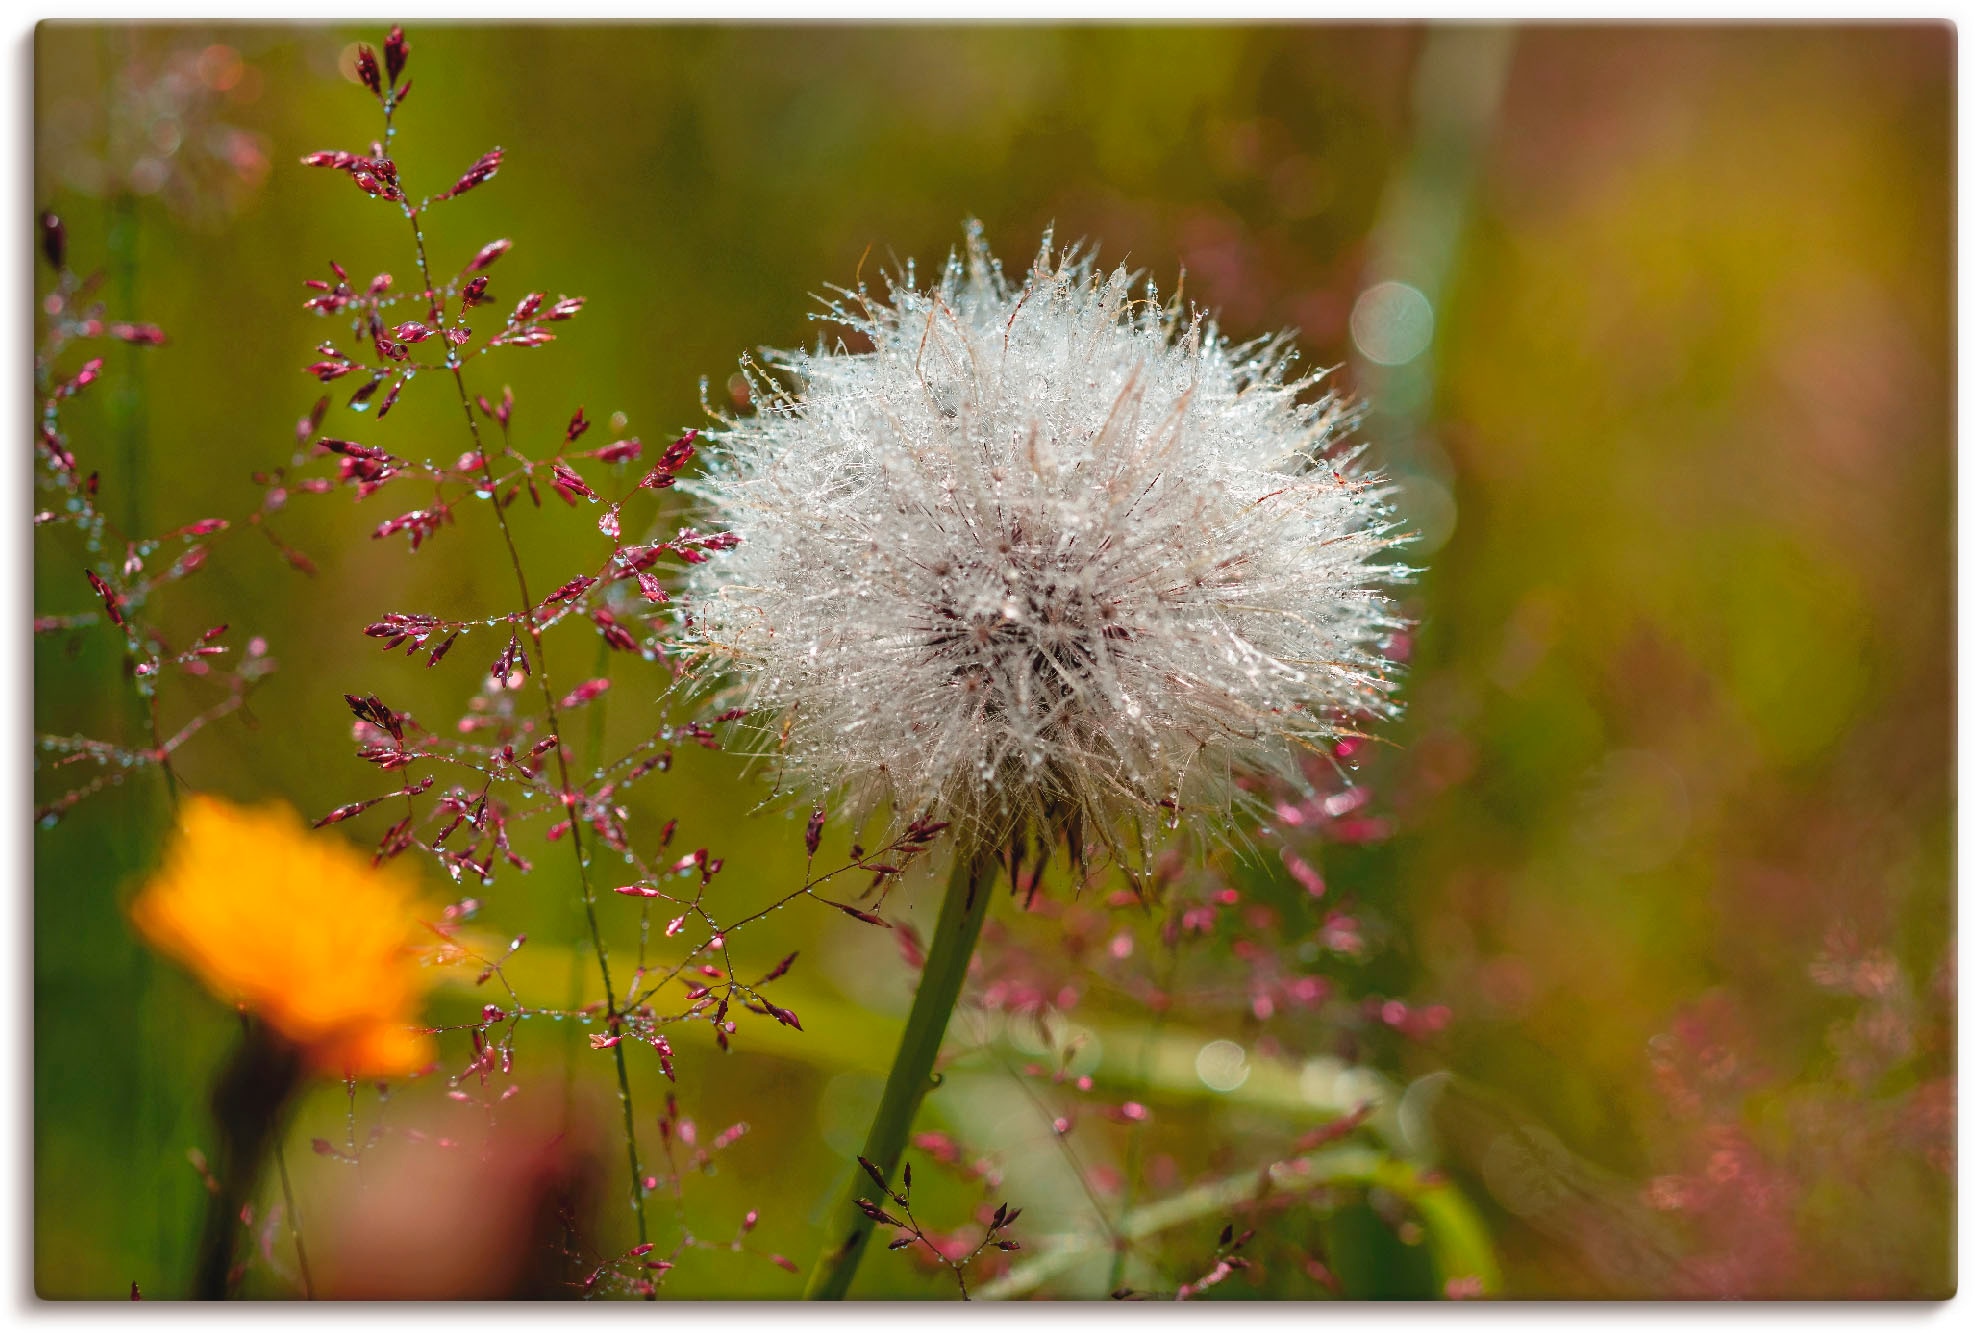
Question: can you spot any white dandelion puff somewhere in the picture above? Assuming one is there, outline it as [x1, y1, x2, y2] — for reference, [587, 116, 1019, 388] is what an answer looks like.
[683, 223, 1411, 854]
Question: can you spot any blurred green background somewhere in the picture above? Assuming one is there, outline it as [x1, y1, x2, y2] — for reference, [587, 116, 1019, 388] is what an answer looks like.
[34, 23, 1952, 1299]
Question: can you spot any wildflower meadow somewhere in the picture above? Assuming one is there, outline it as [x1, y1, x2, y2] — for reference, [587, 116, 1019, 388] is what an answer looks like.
[29, 22, 1953, 1302]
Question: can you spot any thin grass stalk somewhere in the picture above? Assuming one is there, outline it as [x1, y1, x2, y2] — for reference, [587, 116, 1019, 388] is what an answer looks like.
[390, 98, 649, 1250]
[271, 1139, 315, 1299]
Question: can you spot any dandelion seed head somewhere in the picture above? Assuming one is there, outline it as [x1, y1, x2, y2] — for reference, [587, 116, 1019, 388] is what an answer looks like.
[686, 224, 1410, 851]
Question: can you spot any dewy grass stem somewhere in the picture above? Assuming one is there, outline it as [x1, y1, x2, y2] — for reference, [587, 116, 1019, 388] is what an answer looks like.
[396, 142, 648, 1250]
[803, 850, 996, 1299]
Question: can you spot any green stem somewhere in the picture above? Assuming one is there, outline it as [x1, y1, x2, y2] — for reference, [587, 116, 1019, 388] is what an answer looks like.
[192, 1023, 303, 1299]
[804, 850, 997, 1300]
[106, 189, 145, 537]
[978, 1145, 1500, 1301]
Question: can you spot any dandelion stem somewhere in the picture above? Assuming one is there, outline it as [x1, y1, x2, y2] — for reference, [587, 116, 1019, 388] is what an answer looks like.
[803, 849, 996, 1300]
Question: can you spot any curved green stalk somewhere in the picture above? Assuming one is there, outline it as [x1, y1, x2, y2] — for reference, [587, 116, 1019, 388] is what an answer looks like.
[977, 1145, 1500, 1300]
[804, 850, 996, 1300]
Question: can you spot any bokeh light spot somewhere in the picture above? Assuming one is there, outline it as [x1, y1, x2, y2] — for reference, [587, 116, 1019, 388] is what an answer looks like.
[1195, 1038, 1251, 1092]
[1351, 280, 1435, 366]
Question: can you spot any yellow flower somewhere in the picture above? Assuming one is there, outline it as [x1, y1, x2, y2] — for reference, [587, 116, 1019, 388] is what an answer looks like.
[131, 795, 437, 1076]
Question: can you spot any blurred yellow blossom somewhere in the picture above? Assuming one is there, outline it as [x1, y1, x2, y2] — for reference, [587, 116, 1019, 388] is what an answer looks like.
[131, 795, 437, 1076]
